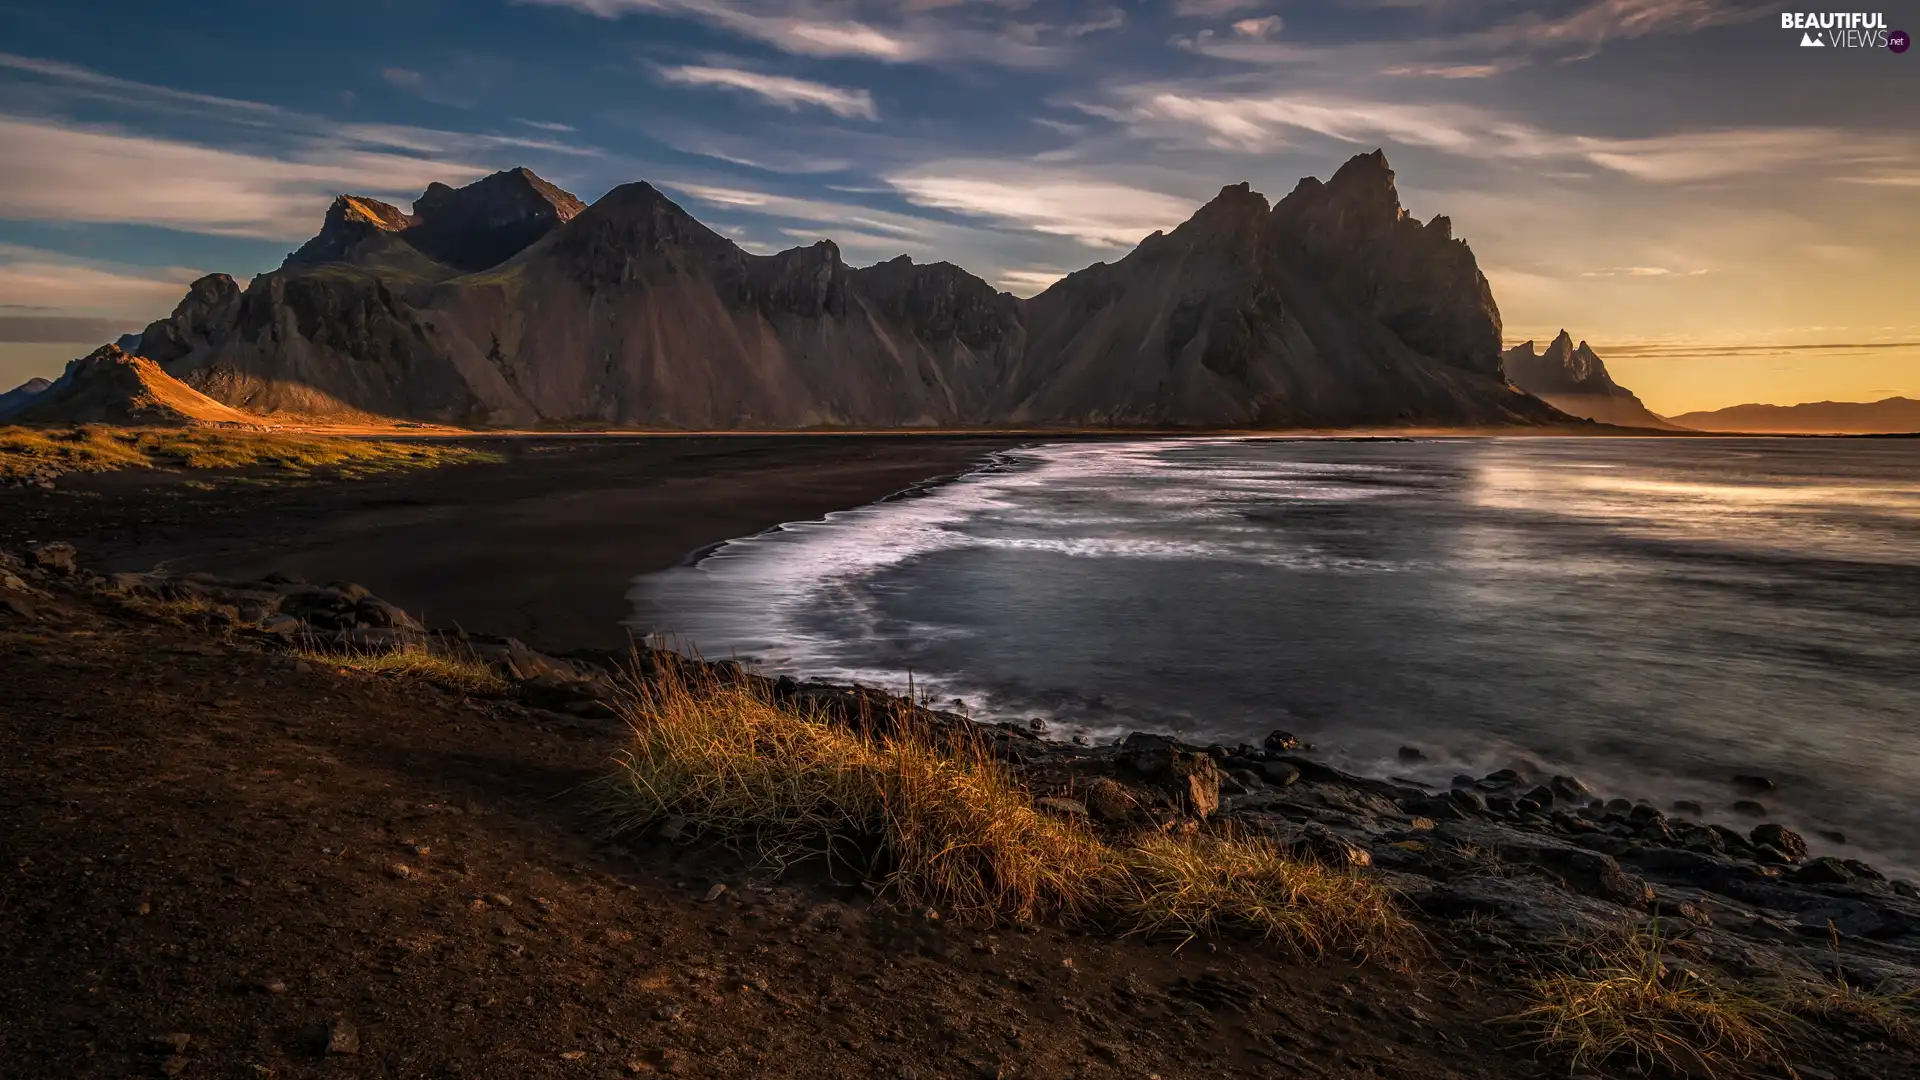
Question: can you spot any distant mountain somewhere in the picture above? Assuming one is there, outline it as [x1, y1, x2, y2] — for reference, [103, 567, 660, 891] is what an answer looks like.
[1669, 397, 1920, 434]
[0, 376, 53, 421]
[1502, 332, 1680, 429]
[121, 154, 1565, 429]
[5, 344, 258, 427]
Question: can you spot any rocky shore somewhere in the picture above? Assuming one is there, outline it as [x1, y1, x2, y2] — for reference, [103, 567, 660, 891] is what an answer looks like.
[14, 538, 1917, 1002]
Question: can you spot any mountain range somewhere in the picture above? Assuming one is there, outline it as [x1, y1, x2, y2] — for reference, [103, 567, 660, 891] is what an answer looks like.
[1670, 397, 1920, 434]
[11, 153, 1579, 430]
[1501, 332, 1679, 429]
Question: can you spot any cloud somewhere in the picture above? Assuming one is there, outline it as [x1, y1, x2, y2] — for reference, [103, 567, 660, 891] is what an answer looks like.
[1172, 0, 1263, 14]
[1232, 16, 1282, 38]
[0, 246, 204, 321]
[996, 267, 1068, 295]
[884, 168, 1195, 247]
[515, 117, 578, 132]
[1476, 0, 1761, 50]
[0, 115, 490, 238]
[658, 65, 877, 119]
[380, 67, 428, 90]
[1090, 87, 1914, 182]
[518, 0, 1063, 65]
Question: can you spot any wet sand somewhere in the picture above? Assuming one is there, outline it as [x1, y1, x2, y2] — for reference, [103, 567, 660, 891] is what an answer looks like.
[0, 434, 1020, 650]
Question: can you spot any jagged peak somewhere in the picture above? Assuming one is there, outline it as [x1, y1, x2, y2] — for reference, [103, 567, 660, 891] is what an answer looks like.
[414, 166, 585, 222]
[332, 195, 414, 232]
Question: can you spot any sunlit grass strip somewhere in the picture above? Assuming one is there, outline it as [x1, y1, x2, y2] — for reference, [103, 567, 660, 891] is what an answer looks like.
[0, 424, 501, 482]
[610, 667, 1110, 924]
[294, 644, 510, 696]
[1511, 923, 1793, 1078]
[609, 662, 1411, 952]
[1121, 832, 1407, 957]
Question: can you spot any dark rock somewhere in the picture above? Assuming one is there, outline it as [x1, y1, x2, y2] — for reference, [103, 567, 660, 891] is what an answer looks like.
[1262, 729, 1299, 753]
[1671, 799, 1704, 816]
[1549, 774, 1592, 801]
[1257, 760, 1299, 787]
[1082, 779, 1138, 823]
[27, 542, 77, 575]
[1731, 774, 1776, 793]
[1117, 733, 1222, 818]
[1731, 800, 1768, 818]
[1480, 769, 1524, 790]
[1437, 822, 1652, 909]
[1792, 857, 1855, 886]
[354, 596, 420, 630]
[1523, 785, 1556, 810]
[1396, 745, 1424, 761]
[1815, 828, 1847, 845]
[1281, 823, 1371, 869]
[1627, 803, 1665, 827]
[1448, 788, 1487, 813]
[1604, 798, 1633, 815]
[1750, 824, 1807, 862]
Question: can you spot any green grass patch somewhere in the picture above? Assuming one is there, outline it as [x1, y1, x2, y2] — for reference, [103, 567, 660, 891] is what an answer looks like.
[0, 425, 502, 484]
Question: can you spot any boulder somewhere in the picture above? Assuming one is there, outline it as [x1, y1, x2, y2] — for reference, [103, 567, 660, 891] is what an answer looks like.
[28, 542, 77, 576]
[1083, 778, 1139, 824]
[1118, 733, 1223, 819]
[1750, 823, 1807, 862]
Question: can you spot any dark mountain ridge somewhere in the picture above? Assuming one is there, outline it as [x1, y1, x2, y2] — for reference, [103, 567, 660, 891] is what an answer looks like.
[123, 153, 1570, 429]
[0, 376, 53, 421]
[1671, 397, 1920, 434]
[1502, 331, 1679, 430]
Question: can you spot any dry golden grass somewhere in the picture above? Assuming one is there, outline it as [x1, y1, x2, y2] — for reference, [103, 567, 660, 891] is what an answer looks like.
[610, 665, 1109, 924]
[1511, 923, 1793, 1078]
[1776, 975, 1920, 1045]
[1121, 832, 1408, 957]
[294, 644, 510, 696]
[609, 662, 1409, 950]
[0, 425, 501, 483]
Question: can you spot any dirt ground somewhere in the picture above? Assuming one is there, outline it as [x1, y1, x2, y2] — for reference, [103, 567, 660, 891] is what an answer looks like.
[0, 578, 1583, 1080]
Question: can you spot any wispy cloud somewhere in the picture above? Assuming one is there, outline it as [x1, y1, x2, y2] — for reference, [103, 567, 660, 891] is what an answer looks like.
[1475, 0, 1762, 50]
[997, 267, 1069, 295]
[0, 116, 489, 238]
[521, 0, 1069, 65]
[884, 167, 1194, 247]
[659, 65, 877, 119]
[0, 245, 205, 321]
[1089, 87, 1912, 182]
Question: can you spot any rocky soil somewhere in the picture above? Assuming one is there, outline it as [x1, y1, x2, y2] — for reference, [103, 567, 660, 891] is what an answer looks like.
[4, 544, 1917, 1079]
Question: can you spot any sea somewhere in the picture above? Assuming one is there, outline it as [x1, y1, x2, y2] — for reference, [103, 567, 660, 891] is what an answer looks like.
[626, 437, 1920, 877]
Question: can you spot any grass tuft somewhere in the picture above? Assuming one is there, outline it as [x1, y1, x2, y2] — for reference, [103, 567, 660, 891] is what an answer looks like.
[610, 663, 1109, 924]
[1511, 923, 1792, 1078]
[1121, 832, 1408, 957]
[0, 425, 501, 484]
[609, 661, 1409, 951]
[294, 644, 510, 696]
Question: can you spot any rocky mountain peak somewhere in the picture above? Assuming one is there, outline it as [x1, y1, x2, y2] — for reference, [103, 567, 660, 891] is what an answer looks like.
[287, 195, 417, 266]
[408, 167, 586, 272]
[133, 273, 245, 366]
[1268, 149, 1503, 378]
[1505, 331, 1623, 396]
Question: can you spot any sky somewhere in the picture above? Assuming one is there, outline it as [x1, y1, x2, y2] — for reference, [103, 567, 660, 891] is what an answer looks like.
[0, 0, 1915, 415]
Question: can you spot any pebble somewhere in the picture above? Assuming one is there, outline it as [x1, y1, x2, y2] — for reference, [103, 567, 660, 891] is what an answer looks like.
[325, 1021, 360, 1055]
[388, 863, 412, 879]
[702, 883, 728, 902]
[160, 1055, 190, 1077]
[150, 1033, 192, 1054]
[559, 1050, 587, 1061]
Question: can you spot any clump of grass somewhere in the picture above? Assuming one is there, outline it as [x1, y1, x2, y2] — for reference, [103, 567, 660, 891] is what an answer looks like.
[1121, 832, 1407, 957]
[1511, 923, 1792, 1078]
[1777, 976, 1919, 1045]
[611, 664, 1110, 924]
[295, 644, 509, 696]
[0, 425, 501, 484]
[609, 661, 1410, 953]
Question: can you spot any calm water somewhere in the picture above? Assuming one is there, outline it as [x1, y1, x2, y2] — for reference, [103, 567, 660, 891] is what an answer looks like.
[627, 438, 1920, 875]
